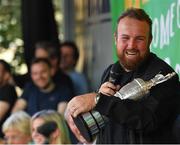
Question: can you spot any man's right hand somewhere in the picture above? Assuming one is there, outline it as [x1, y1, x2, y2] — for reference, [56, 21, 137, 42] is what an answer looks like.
[99, 81, 120, 96]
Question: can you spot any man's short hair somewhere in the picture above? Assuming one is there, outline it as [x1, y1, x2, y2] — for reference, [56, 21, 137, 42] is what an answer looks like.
[0, 59, 11, 73]
[30, 58, 52, 68]
[35, 41, 60, 59]
[117, 8, 152, 38]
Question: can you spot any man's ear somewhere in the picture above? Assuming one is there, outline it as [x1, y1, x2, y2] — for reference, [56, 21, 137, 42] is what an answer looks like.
[149, 36, 152, 45]
[148, 36, 152, 47]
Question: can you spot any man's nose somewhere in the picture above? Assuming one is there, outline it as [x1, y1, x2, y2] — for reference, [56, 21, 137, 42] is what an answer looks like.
[128, 39, 137, 49]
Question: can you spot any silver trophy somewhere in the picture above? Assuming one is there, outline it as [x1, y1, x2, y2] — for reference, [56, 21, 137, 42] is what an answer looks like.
[114, 72, 176, 100]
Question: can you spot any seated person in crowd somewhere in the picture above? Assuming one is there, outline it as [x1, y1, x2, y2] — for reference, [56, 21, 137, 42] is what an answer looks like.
[60, 41, 89, 95]
[35, 41, 74, 96]
[12, 58, 72, 115]
[0, 59, 17, 138]
[31, 109, 71, 144]
[2, 111, 32, 144]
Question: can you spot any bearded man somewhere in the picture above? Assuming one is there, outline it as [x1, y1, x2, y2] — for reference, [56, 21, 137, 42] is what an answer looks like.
[65, 8, 180, 144]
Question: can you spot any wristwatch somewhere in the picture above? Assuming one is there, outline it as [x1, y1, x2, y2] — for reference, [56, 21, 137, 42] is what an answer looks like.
[95, 93, 101, 105]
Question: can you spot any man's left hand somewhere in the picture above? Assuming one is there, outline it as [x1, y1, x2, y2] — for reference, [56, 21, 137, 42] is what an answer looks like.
[66, 92, 97, 118]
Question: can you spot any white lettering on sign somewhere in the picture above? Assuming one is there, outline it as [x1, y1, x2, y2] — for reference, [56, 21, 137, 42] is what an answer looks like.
[160, 11, 170, 49]
[177, 0, 180, 28]
[152, 1, 178, 49]
[152, 18, 159, 48]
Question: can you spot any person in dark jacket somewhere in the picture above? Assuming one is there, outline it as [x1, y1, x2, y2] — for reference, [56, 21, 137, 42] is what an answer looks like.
[0, 59, 17, 138]
[64, 8, 180, 144]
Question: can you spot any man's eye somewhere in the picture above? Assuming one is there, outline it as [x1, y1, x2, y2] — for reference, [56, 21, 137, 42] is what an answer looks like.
[121, 37, 128, 40]
[136, 37, 145, 41]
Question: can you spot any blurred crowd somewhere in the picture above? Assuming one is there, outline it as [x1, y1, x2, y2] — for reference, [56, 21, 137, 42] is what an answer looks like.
[0, 41, 89, 144]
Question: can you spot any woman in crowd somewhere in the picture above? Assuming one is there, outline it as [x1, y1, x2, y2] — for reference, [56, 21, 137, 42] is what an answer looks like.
[2, 111, 32, 144]
[31, 109, 71, 144]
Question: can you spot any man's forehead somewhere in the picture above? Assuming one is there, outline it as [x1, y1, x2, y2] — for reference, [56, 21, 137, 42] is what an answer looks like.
[118, 17, 149, 27]
[31, 62, 50, 69]
[117, 17, 150, 35]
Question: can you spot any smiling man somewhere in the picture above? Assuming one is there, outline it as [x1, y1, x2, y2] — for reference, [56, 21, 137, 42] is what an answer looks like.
[65, 8, 180, 144]
[115, 16, 151, 71]
[12, 58, 72, 116]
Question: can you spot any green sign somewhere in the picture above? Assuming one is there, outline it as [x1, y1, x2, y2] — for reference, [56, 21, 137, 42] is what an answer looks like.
[110, 0, 180, 77]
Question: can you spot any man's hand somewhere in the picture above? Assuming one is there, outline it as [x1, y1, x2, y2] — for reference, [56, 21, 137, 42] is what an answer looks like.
[64, 93, 97, 143]
[99, 81, 120, 96]
[64, 110, 88, 143]
[66, 93, 97, 118]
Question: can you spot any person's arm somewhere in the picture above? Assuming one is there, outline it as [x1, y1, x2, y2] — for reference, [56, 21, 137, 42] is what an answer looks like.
[0, 84, 17, 118]
[67, 93, 97, 117]
[64, 92, 97, 143]
[65, 106, 88, 143]
[0, 101, 10, 120]
[95, 75, 179, 132]
[11, 82, 32, 113]
[11, 98, 27, 113]
[64, 65, 115, 143]
[57, 101, 68, 115]
[65, 63, 116, 117]
[65, 79, 120, 118]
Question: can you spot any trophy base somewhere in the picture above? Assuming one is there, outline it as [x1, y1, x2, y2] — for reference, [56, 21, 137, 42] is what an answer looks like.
[73, 111, 106, 142]
[73, 114, 93, 142]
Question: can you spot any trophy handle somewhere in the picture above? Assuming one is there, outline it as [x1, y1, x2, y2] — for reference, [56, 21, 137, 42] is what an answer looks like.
[150, 72, 176, 86]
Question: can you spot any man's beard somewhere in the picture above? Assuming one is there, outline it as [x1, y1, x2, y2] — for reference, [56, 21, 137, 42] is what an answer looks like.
[118, 50, 150, 71]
